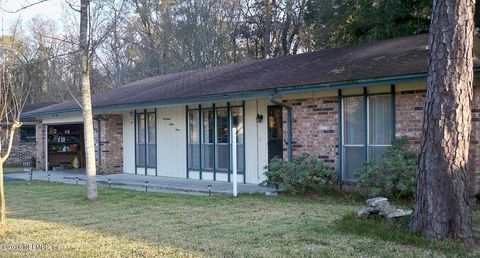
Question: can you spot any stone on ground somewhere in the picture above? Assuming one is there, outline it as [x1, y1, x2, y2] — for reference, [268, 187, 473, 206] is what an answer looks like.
[357, 197, 412, 222]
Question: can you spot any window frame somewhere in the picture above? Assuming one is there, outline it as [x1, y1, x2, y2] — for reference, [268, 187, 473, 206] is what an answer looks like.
[20, 125, 36, 143]
[186, 102, 246, 182]
[340, 86, 396, 181]
[134, 109, 157, 175]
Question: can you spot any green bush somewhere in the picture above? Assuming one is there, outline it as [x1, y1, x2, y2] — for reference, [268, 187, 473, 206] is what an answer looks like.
[264, 153, 339, 195]
[354, 137, 418, 200]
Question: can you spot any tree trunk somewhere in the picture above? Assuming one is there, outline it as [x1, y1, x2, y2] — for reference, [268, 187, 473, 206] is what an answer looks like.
[263, 0, 273, 59]
[410, 0, 475, 243]
[0, 123, 20, 234]
[80, 0, 98, 201]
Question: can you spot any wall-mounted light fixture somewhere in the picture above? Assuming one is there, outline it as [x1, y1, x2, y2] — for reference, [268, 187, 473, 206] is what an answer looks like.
[129, 110, 134, 124]
[256, 114, 264, 123]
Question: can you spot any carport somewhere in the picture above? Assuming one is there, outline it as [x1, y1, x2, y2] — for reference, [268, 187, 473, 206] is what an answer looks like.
[45, 123, 85, 171]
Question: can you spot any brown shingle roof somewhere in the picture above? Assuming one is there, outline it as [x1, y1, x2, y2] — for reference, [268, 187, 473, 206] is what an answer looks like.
[28, 34, 472, 116]
[20, 102, 57, 122]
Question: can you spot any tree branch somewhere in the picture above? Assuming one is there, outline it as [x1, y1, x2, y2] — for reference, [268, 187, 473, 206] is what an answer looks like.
[0, 0, 50, 14]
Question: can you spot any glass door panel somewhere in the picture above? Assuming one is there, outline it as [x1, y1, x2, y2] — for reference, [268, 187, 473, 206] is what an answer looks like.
[343, 96, 365, 180]
[216, 108, 229, 171]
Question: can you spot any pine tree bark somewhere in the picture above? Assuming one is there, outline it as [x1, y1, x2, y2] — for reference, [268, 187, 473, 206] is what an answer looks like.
[410, 0, 475, 243]
[80, 0, 98, 201]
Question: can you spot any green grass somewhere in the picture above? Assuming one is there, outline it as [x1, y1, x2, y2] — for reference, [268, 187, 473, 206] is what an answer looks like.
[1, 181, 479, 257]
[3, 166, 29, 174]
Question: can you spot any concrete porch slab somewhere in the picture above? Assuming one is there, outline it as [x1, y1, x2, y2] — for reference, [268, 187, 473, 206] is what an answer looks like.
[4, 170, 277, 196]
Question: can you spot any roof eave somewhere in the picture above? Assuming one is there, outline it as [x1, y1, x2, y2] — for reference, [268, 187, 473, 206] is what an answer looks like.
[26, 70, 480, 118]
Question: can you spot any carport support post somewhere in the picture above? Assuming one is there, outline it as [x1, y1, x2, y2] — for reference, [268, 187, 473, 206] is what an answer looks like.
[232, 128, 237, 197]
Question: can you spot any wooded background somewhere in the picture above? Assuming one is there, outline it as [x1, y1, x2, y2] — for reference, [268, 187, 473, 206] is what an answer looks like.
[1, 0, 471, 104]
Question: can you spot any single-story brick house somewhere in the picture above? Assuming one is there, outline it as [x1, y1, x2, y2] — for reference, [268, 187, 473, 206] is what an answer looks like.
[2, 102, 55, 167]
[24, 34, 480, 195]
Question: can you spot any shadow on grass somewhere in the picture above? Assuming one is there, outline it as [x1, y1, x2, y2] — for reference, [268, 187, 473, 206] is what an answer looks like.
[5, 181, 354, 257]
[335, 213, 475, 257]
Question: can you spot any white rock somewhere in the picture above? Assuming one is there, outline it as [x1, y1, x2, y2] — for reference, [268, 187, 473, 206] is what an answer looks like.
[386, 209, 412, 219]
[357, 197, 412, 222]
[366, 197, 388, 207]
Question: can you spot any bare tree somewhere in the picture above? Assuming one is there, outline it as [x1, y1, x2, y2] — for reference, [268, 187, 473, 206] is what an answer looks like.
[80, 0, 98, 200]
[0, 38, 30, 233]
[410, 0, 475, 243]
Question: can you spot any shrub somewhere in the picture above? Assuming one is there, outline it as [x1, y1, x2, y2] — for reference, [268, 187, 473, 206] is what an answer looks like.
[354, 137, 418, 200]
[264, 153, 339, 195]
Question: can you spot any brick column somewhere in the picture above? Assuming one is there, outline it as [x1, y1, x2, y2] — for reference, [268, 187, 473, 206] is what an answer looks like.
[94, 114, 123, 174]
[395, 89, 426, 151]
[35, 120, 45, 170]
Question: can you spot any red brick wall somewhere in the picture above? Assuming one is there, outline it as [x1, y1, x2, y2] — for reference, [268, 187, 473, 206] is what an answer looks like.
[1, 125, 36, 166]
[282, 88, 480, 196]
[35, 121, 45, 170]
[395, 87, 480, 195]
[395, 89, 426, 150]
[94, 114, 123, 174]
[282, 96, 340, 168]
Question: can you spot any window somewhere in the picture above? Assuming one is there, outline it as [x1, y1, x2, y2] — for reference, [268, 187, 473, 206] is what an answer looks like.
[136, 110, 156, 170]
[343, 96, 366, 181]
[136, 113, 146, 167]
[231, 107, 245, 172]
[216, 108, 229, 171]
[147, 113, 156, 168]
[20, 125, 36, 143]
[188, 110, 200, 169]
[187, 104, 245, 178]
[342, 93, 393, 181]
[369, 95, 393, 161]
[202, 109, 214, 170]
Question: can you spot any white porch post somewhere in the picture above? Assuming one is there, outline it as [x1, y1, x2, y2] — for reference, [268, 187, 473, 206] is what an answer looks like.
[232, 127, 237, 197]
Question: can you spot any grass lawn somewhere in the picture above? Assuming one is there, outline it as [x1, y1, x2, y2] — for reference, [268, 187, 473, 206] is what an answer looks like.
[3, 166, 29, 174]
[1, 181, 479, 257]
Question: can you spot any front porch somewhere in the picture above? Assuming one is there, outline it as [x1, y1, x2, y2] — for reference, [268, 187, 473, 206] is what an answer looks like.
[5, 170, 276, 196]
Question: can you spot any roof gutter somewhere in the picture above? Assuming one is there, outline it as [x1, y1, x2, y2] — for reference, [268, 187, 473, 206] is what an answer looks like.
[24, 89, 277, 118]
[270, 96, 293, 163]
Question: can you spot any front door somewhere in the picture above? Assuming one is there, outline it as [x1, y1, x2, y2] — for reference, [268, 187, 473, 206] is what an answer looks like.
[267, 106, 283, 161]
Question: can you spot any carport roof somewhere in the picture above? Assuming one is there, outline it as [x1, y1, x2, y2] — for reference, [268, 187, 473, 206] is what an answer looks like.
[24, 33, 480, 117]
[21, 102, 57, 122]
